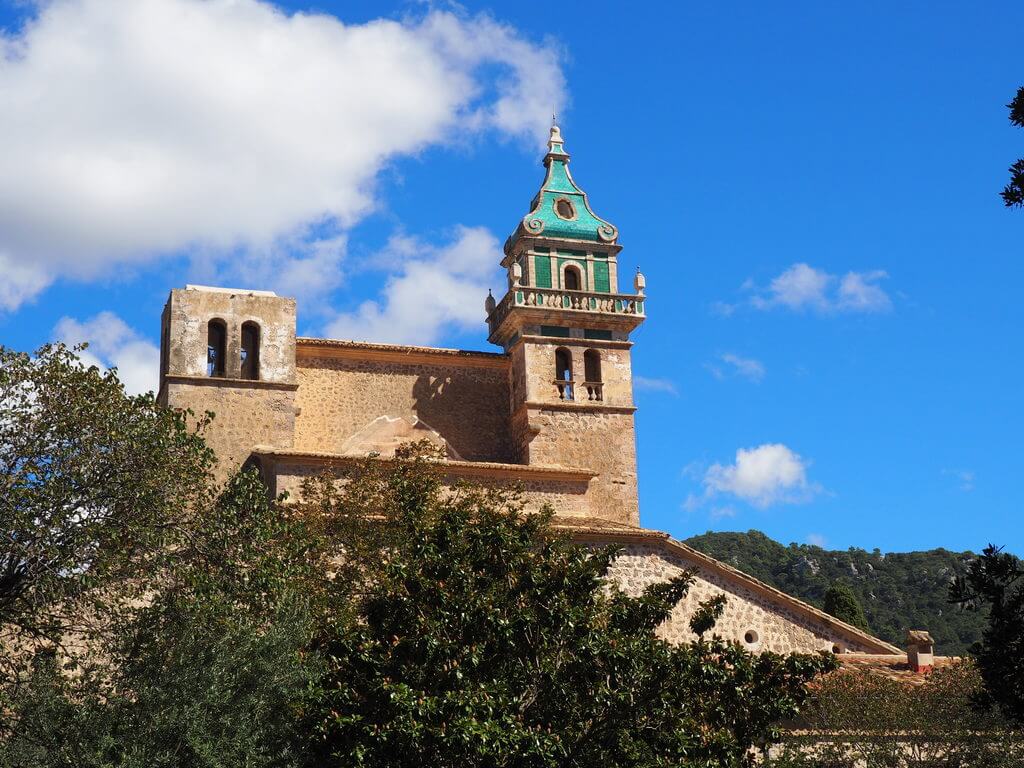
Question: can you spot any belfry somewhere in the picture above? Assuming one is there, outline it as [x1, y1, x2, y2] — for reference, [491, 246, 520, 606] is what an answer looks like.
[487, 123, 648, 525]
[157, 125, 900, 658]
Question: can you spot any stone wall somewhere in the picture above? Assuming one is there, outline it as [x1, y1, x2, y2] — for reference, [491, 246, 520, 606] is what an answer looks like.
[164, 381, 297, 475]
[293, 344, 515, 464]
[160, 286, 299, 479]
[260, 454, 595, 517]
[524, 407, 639, 526]
[605, 540, 885, 654]
[161, 286, 296, 383]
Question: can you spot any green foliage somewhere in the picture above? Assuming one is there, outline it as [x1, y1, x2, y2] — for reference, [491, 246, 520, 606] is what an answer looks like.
[685, 530, 985, 654]
[823, 582, 870, 632]
[951, 544, 1024, 726]
[1, 468, 329, 768]
[0, 346, 840, 766]
[766, 660, 1022, 767]
[0, 343, 215, 695]
[303, 449, 837, 767]
[1003, 86, 1024, 208]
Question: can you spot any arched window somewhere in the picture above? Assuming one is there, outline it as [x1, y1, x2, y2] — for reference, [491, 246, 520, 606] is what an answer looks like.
[554, 348, 573, 400]
[583, 349, 603, 401]
[240, 321, 260, 380]
[207, 319, 226, 378]
[564, 265, 582, 291]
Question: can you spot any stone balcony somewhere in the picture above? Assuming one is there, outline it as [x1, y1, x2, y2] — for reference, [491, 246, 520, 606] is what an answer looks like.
[487, 286, 646, 345]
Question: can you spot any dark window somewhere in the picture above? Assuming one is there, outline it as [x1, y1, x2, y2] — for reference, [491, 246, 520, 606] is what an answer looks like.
[584, 349, 602, 383]
[564, 265, 581, 290]
[555, 348, 573, 400]
[207, 319, 226, 378]
[240, 321, 260, 380]
[555, 198, 575, 219]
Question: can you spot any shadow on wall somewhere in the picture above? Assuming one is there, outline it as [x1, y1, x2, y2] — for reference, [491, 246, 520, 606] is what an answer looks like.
[411, 373, 514, 464]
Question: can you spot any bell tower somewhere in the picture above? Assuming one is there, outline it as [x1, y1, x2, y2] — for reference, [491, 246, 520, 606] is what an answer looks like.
[486, 124, 647, 526]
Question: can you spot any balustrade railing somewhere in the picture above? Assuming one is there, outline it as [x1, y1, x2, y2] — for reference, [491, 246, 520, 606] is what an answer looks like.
[488, 286, 645, 334]
[582, 381, 603, 402]
[553, 378, 575, 400]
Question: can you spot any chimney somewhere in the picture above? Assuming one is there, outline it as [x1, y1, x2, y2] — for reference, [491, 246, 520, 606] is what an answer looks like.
[906, 630, 934, 673]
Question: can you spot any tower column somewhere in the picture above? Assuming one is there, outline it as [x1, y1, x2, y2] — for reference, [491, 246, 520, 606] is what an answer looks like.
[486, 124, 648, 527]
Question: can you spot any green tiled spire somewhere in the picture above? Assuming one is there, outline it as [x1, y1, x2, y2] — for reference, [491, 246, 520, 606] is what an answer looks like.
[516, 123, 618, 244]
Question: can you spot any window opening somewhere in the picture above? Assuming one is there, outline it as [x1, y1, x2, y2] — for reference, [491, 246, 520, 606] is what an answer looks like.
[564, 265, 581, 291]
[554, 348, 573, 400]
[240, 321, 260, 380]
[207, 319, 226, 378]
[583, 349, 603, 401]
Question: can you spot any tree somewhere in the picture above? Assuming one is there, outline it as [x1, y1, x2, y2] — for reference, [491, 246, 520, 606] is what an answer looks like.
[1, 343, 840, 766]
[0, 344, 215, 696]
[303, 448, 838, 767]
[0, 468, 330, 768]
[1002, 86, 1024, 209]
[766, 660, 1021, 767]
[951, 544, 1024, 724]
[824, 581, 870, 632]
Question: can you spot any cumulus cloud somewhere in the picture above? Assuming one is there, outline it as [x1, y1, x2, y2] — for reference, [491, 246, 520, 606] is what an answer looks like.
[54, 312, 159, 395]
[0, 0, 566, 310]
[324, 226, 502, 346]
[806, 533, 827, 547]
[0, 252, 52, 311]
[705, 353, 765, 383]
[689, 443, 819, 509]
[634, 376, 679, 395]
[724, 263, 892, 315]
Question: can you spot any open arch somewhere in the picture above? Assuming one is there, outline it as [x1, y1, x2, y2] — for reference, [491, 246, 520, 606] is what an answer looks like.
[554, 347, 574, 400]
[563, 264, 582, 291]
[207, 319, 226, 378]
[583, 349, 603, 401]
[240, 321, 260, 380]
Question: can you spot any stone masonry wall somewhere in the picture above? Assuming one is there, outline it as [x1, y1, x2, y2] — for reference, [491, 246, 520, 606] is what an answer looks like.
[266, 458, 594, 516]
[165, 381, 297, 476]
[525, 408, 639, 526]
[293, 352, 515, 464]
[606, 541, 881, 654]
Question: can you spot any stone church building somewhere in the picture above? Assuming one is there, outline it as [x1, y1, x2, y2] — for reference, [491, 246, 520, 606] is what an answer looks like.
[157, 125, 902, 659]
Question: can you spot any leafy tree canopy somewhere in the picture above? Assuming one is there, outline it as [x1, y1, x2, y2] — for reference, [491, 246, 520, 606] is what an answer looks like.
[823, 581, 870, 632]
[0, 343, 215, 691]
[1, 346, 838, 767]
[951, 544, 1024, 725]
[302, 451, 838, 768]
[767, 660, 1021, 767]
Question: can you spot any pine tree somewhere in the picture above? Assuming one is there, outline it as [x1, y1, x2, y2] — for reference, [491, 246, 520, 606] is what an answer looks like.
[823, 582, 870, 632]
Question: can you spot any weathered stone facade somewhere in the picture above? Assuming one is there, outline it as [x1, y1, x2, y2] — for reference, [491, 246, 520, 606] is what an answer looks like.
[157, 124, 902, 659]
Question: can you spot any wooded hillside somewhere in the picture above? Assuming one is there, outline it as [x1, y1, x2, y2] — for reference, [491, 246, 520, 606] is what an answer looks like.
[684, 530, 985, 655]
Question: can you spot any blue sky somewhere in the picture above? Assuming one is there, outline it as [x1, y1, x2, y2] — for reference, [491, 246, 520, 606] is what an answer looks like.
[1, 0, 1021, 554]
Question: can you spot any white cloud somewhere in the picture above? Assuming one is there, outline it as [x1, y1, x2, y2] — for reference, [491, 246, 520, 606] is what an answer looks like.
[0, 252, 52, 311]
[743, 263, 891, 314]
[324, 226, 501, 346]
[700, 443, 819, 509]
[806, 533, 827, 547]
[634, 376, 679, 395]
[944, 468, 975, 493]
[706, 353, 765, 383]
[0, 0, 566, 310]
[837, 270, 892, 312]
[54, 312, 159, 395]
